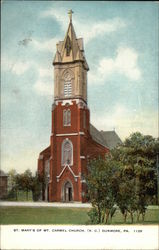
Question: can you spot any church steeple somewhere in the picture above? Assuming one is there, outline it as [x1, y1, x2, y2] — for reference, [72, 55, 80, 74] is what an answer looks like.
[53, 11, 89, 103]
[38, 11, 110, 204]
[53, 10, 89, 68]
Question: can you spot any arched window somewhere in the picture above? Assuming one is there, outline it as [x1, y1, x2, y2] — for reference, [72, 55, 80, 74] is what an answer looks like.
[64, 80, 72, 97]
[63, 109, 71, 126]
[62, 139, 73, 166]
[63, 110, 67, 126]
[67, 109, 71, 125]
[63, 70, 73, 97]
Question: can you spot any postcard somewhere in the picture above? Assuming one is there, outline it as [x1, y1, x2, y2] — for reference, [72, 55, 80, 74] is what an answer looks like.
[1, 1, 159, 250]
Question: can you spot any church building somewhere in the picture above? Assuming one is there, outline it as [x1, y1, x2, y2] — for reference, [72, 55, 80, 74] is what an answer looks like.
[38, 11, 121, 203]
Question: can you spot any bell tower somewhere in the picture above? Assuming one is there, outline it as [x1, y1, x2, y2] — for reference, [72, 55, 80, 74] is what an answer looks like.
[37, 11, 109, 203]
[53, 10, 89, 103]
[49, 10, 90, 202]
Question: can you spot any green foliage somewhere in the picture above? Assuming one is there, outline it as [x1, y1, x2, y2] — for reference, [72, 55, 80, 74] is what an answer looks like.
[113, 132, 158, 221]
[31, 171, 42, 201]
[15, 169, 33, 200]
[87, 208, 99, 224]
[6, 188, 17, 200]
[7, 169, 19, 200]
[8, 169, 17, 190]
[86, 132, 158, 224]
[7, 169, 43, 201]
[86, 156, 120, 224]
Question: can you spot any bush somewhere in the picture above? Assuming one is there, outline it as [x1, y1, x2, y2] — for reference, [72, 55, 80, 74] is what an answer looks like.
[5, 188, 17, 200]
[88, 208, 100, 224]
[32, 189, 41, 201]
[32, 183, 42, 201]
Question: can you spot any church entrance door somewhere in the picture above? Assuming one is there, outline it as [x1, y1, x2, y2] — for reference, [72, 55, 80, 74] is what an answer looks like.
[64, 181, 73, 202]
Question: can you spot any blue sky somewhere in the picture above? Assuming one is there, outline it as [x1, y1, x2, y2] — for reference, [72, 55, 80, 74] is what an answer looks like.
[1, 1, 158, 173]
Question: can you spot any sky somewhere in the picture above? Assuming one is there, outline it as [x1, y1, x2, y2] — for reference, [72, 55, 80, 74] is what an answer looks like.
[1, 1, 159, 174]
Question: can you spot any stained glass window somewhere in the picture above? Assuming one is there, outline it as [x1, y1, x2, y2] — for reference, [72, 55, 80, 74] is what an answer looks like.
[62, 139, 73, 166]
[63, 109, 71, 126]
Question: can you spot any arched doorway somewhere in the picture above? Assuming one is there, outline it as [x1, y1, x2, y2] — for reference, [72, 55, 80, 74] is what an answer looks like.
[62, 181, 73, 202]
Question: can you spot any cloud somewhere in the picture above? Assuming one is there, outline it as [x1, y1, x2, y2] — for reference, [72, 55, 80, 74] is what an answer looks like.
[31, 37, 57, 52]
[11, 61, 30, 75]
[34, 65, 53, 98]
[115, 47, 141, 80]
[40, 8, 126, 44]
[1, 56, 31, 75]
[75, 18, 126, 44]
[34, 79, 53, 97]
[91, 105, 158, 140]
[38, 66, 52, 78]
[2, 54, 53, 98]
[88, 47, 141, 84]
[41, 8, 67, 31]
[2, 56, 51, 78]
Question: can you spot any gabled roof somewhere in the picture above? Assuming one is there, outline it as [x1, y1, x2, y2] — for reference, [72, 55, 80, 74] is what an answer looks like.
[100, 130, 122, 149]
[53, 19, 89, 70]
[40, 146, 50, 154]
[90, 124, 122, 150]
[90, 124, 107, 147]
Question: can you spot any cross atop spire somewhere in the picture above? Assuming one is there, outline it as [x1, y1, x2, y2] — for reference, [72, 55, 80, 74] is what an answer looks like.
[68, 9, 74, 23]
[53, 9, 89, 71]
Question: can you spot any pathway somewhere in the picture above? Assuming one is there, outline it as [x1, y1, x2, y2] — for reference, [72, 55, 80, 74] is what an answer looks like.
[0, 201, 92, 208]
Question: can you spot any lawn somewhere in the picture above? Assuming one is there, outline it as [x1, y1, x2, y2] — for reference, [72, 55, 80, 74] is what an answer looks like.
[0, 207, 90, 225]
[0, 206, 159, 225]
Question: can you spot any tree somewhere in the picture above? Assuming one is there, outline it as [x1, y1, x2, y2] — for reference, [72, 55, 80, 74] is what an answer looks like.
[86, 156, 120, 224]
[112, 132, 158, 221]
[116, 165, 137, 223]
[7, 169, 44, 201]
[8, 169, 17, 190]
[7, 169, 18, 200]
[16, 169, 33, 200]
[31, 171, 43, 201]
[124, 133, 158, 205]
[87, 132, 158, 224]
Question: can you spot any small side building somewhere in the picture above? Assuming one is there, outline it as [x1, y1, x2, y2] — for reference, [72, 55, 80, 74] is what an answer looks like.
[0, 170, 8, 199]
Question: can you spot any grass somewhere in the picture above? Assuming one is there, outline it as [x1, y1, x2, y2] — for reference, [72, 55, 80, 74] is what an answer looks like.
[0, 207, 90, 225]
[0, 206, 159, 225]
[110, 208, 159, 224]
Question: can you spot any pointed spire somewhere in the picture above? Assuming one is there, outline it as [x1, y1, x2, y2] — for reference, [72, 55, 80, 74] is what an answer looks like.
[53, 10, 89, 70]
[53, 43, 62, 63]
